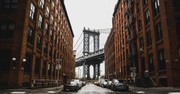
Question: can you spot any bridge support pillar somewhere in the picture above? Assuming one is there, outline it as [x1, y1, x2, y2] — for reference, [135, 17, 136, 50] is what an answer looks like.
[98, 63, 100, 79]
[87, 64, 90, 80]
[93, 64, 96, 80]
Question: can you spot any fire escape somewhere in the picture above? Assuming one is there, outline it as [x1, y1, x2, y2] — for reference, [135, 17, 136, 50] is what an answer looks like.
[124, 0, 157, 87]
[124, 0, 138, 85]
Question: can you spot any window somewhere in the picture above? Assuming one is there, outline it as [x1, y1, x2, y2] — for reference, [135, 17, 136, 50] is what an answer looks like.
[149, 54, 154, 72]
[50, 15, 54, 24]
[29, 3, 35, 20]
[50, 30, 53, 41]
[179, 47, 180, 57]
[0, 23, 15, 30]
[35, 57, 40, 75]
[138, 18, 142, 31]
[144, 0, 148, 5]
[53, 35, 56, 45]
[0, 23, 15, 39]
[0, 48, 11, 71]
[55, 9, 58, 17]
[49, 47, 52, 57]
[155, 22, 163, 41]
[42, 61, 46, 75]
[27, 27, 34, 45]
[139, 36, 144, 50]
[175, 16, 180, 35]
[51, 1, 54, 9]
[45, 23, 49, 35]
[48, 63, 51, 76]
[146, 30, 152, 47]
[36, 35, 41, 50]
[46, 7, 50, 17]
[39, 0, 44, 9]
[54, 22, 57, 30]
[145, 10, 150, 25]
[38, 14, 43, 28]
[3, 0, 18, 9]
[44, 41, 47, 54]
[173, 0, 180, 11]
[56, 0, 59, 4]
[158, 49, 165, 70]
[137, 0, 140, 14]
[24, 54, 31, 73]
[153, 0, 160, 17]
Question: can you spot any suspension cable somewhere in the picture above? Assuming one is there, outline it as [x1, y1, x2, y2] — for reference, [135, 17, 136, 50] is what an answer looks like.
[73, 32, 83, 48]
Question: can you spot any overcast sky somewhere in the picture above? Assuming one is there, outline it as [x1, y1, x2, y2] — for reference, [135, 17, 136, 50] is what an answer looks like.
[64, 0, 118, 58]
[64, 0, 118, 77]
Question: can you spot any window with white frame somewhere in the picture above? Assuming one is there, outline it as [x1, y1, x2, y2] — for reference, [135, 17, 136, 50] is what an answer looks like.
[46, 6, 50, 17]
[40, 0, 44, 9]
[153, 0, 160, 17]
[145, 10, 150, 25]
[51, 1, 54, 9]
[38, 14, 43, 28]
[29, 3, 35, 20]
[50, 15, 54, 24]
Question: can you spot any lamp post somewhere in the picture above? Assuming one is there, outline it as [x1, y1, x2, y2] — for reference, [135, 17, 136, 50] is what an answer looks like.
[56, 58, 62, 87]
[22, 59, 26, 70]
[12, 57, 16, 69]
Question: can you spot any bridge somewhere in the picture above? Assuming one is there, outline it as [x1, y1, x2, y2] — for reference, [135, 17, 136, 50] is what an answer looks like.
[74, 28, 110, 80]
[76, 48, 104, 67]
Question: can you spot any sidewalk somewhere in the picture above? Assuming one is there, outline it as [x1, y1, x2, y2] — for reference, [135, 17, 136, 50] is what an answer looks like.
[0, 85, 63, 94]
[129, 86, 180, 94]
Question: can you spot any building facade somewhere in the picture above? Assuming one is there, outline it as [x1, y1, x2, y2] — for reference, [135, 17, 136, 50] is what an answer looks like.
[112, 0, 180, 87]
[0, 0, 75, 89]
[104, 29, 115, 80]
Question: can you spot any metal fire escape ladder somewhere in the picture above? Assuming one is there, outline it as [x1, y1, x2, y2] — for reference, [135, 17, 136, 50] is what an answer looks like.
[124, 0, 136, 65]
[124, 0, 137, 85]
[125, 0, 157, 87]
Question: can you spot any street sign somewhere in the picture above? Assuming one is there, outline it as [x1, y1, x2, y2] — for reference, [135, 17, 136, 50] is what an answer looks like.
[56, 59, 62, 61]
[131, 72, 136, 78]
[130, 67, 136, 71]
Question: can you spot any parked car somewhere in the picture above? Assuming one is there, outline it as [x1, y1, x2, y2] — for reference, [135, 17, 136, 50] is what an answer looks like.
[111, 79, 129, 91]
[99, 79, 108, 88]
[72, 79, 83, 89]
[64, 80, 79, 91]
[107, 80, 112, 89]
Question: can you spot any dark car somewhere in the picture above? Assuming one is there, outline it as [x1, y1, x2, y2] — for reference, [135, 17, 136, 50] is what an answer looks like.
[64, 80, 79, 91]
[111, 79, 129, 91]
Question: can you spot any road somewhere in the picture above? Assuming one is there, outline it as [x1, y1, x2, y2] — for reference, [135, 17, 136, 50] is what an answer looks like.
[61, 83, 134, 94]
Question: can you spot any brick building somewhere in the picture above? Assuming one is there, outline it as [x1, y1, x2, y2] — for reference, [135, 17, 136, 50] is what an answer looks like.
[0, 0, 75, 89]
[104, 29, 115, 80]
[112, 0, 180, 87]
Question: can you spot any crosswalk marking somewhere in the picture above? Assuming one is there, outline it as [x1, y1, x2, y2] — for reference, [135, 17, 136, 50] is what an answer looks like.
[168, 92, 180, 94]
[136, 91, 145, 94]
[11, 91, 26, 94]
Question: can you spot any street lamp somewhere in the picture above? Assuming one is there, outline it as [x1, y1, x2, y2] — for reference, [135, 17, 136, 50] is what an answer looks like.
[21, 59, 26, 70]
[12, 57, 16, 69]
[56, 58, 62, 87]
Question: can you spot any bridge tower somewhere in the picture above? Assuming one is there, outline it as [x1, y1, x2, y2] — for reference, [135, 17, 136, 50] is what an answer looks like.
[82, 27, 100, 80]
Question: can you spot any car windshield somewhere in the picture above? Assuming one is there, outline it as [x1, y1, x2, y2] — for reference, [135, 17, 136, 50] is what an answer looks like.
[70, 81, 76, 85]
[114, 79, 119, 83]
